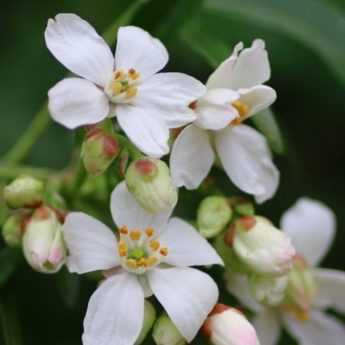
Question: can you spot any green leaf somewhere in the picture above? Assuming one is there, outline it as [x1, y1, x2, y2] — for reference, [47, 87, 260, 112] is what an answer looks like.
[57, 268, 81, 309]
[0, 248, 21, 287]
[251, 109, 285, 154]
[205, 0, 345, 85]
[0, 293, 23, 345]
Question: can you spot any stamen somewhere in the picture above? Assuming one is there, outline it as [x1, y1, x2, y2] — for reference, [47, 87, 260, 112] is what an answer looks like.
[118, 240, 128, 257]
[112, 81, 123, 95]
[146, 256, 158, 267]
[126, 259, 138, 269]
[114, 70, 125, 80]
[145, 227, 154, 237]
[150, 240, 160, 251]
[126, 86, 138, 98]
[119, 226, 129, 235]
[231, 100, 249, 126]
[160, 247, 168, 256]
[130, 230, 141, 241]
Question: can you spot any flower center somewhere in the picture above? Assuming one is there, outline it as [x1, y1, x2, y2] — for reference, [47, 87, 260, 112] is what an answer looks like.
[280, 304, 310, 322]
[230, 100, 249, 126]
[117, 226, 168, 274]
[105, 69, 140, 104]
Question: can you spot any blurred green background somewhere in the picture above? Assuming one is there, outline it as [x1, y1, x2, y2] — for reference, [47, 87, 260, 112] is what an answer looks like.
[0, 0, 344, 344]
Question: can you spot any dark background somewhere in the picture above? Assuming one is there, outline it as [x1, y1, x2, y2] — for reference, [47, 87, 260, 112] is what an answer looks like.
[0, 0, 344, 344]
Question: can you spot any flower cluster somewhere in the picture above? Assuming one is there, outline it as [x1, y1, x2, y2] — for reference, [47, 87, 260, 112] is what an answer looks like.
[2, 12, 344, 345]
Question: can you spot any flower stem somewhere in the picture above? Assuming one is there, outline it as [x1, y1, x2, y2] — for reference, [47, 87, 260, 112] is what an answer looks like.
[3, 104, 50, 164]
[0, 163, 55, 180]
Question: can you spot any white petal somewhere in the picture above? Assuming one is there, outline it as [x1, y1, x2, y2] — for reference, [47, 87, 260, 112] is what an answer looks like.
[238, 85, 277, 118]
[115, 26, 168, 80]
[45, 14, 114, 87]
[170, 125, 215, 189]
[48, 78, 109, 129]
[252, 309, 281, 345]
[215, 125, 279, 203]
[148, 267, 218, 342]
[63, 212, 119, 274]
[159, 217, 223, 267]
[110, 182, 172, 232]
[313, 268, 345, 314]
[207, 39, 271, 90]
[116, 104, 170, 158]
[194, 88, 239, 130]
[224, 272, 262, 313]
[284, 310, 345, 345]
[280, 197, 336, 266]
[83, 272, 144, 345]
[135, 72, 206, 128]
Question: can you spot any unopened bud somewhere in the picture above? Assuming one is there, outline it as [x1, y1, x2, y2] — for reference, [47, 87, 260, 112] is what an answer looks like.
[81, 126, 120, 175]
[229, 197, 255, 216]
[202, 304, 260, 345]
[281, 255, 318, 321]
[2, 213, 27, 247]
[197, 196, 232, 238]
[135, 300, 156, 345]
[232, 216, 295, 277]
[126, 158, 177, 213]
[153, 313, 186, 345]
[249, 274, 288, 306]
[4, 176, 44, 209]
[23, 206, 66, 273]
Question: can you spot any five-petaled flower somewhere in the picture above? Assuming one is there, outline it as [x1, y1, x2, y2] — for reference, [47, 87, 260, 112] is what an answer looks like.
[45, 14, 205, 157]
[170, 40, 279, 203]
[226, 198, 345, 345]
[62, 181, 223, 345]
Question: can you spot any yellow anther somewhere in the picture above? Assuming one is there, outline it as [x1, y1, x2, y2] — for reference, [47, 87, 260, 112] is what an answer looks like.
[146, 256, 158, 267]
[137, 258, 146, 267]
[126, 259, 138, 269]
[119, 226, 129, 235]
[160, 247, 168, 256]
[231, 100, 249, 126]
[118, 240, 128, 257]
[145, 227, 154, 237]
[281, 305, 310, 322]
[114, 70, 125, 80]
[130, 230, 141, 241]
[112, 81, 123, 95]
[126, 86, 138, 99]
[128, 68, 140, 80]
[150, 240, 160, 251]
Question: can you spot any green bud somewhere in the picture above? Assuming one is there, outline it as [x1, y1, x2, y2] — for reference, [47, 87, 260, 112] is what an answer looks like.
[126, 158, 177, 213]
[229, 197, 255, 216]
[4, 176, 44, 209]
[135, 300, 156, 345]
[2, 213, 26, 247]
[81, 126, 120, 176]
[197, 196, 232, 238]
[153, 313, 186, 345]
[249, 274, 288, 306]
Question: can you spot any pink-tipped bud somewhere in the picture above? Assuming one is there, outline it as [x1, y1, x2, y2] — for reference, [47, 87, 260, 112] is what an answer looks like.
[81, 126, 120, 176]
[22, 206, 66, 274]
[233, 216, 296, 277]
[202, 304, 260, 345]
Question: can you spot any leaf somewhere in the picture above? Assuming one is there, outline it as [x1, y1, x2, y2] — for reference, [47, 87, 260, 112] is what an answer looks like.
[0, 248, 21, 287]
[251, 109, 285, 154]
[57, 268, 81, 309]
[204, 0, 345, 85]
[0, 293, 23, 345]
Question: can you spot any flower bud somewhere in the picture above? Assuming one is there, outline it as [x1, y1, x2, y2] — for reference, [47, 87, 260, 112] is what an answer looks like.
[153, 313, 186, 345]
[23, 206, 66, 274]
[81, 126, 120, 176]
[202, 304, 260, 345]
[2, 213, 27, 247]
[229, 197, 255, 216]
[197, 196, 232, 238]
[126, 158, 177, 213]
[281, 255, 318, 321]
[4, 176, 44, 209]
[135, 300, 156, 345]
[232, 216, 295, 277]
[249, 274, 288, 306]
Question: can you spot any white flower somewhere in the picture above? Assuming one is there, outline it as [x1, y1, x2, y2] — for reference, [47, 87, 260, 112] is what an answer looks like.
[45, 14, 205, 157]
[226, 198, 345, 345]
[170, 40, 279, 203]
[62, 181, 223, 345]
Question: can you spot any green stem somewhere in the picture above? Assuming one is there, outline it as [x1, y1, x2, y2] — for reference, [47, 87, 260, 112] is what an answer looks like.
[3, 104, 50, 164]
[0, 164, 55, 180]
[3, 0, 149, 165]
[115, 134, 143, 160]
